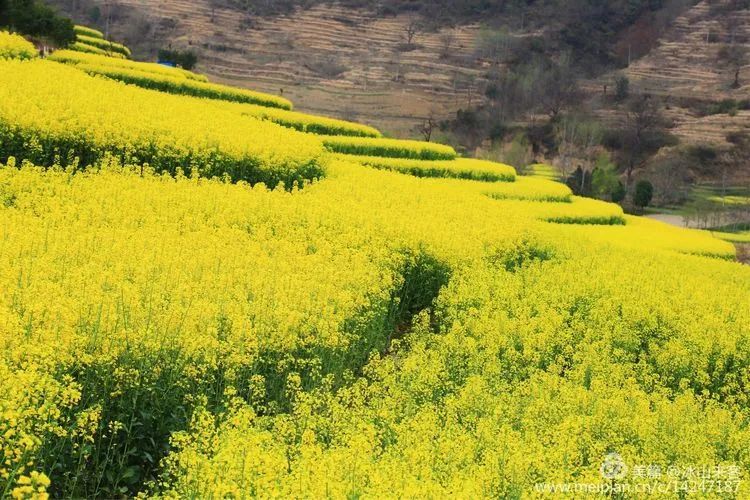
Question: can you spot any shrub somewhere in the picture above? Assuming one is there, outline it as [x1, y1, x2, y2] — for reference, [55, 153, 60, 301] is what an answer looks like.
[686, 144, 718, 166]
[707, 99, 739, 115]
[157, 48, 198, 71]
[633, 179, 654, 210]
[614, 75, 629, 102]
[50, 49, 208, 82]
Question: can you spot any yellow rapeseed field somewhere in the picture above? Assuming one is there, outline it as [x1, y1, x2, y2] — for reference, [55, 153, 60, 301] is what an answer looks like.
[0, 31, 37, 60]
[344, 155, 517, 182]
[49, 50, 292, 109]
[67, 41, 113, 57]
[49, 50, 209, 82]
[74, 34, 131, 58]
[73, 25, 105, 40]
[323, 135, 458, 160]
[0, 34, 747, 499]
[63, 62, 292, 109]
[48, 52, 375, 136]
[0, 59, 322, 187]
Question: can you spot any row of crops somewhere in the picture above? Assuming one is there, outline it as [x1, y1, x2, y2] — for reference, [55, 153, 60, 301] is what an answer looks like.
[71, 24, 130, 58]
[0, 59, 323, 188]
[0, 58, 630, 226]
[0, 30, 37, 60]
[1, 29, 748, 498]
[47, 50, 383, 136]
[346, 155, 517, 182]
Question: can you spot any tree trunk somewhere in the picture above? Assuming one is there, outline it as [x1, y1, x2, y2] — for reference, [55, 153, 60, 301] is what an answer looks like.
[626, 164, 634, 190]
[580, 168, 586, 194]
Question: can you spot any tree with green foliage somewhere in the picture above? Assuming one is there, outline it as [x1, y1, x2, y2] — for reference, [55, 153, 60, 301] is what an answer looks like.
[633, 179, 654, 211]
[158, 48, 198, 70]
[611, 180, 627, 203]
[497, 133, 532, 174]
[0, 0, 75, 46]
[591, 152, 625, 201]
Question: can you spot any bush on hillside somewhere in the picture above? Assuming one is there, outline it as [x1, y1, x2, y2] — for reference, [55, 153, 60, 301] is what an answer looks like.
[634, 179, 654, 210]
[158, 48, 198, 70]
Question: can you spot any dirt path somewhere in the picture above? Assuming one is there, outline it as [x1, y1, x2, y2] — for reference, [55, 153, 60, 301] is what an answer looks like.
[645, 214, 692, 228]
[738, 244, 750, 264]
[646, 214, 750, 264]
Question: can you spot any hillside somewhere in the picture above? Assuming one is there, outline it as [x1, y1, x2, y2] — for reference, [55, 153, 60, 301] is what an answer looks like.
[2, 15, 750, 500]
[621, 1, 749, 102]
[47, 1, 749, 190]
[50, 0, 490, 136]
[597, 0, 750, 179]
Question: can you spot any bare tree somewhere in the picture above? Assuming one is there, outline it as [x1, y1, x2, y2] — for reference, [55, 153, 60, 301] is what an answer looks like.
[418, 112, 437, 142]
[618, 95, 672, 189]
[538, 53, 581, 119]
[439, 30, 457, 59]
[361, 48, 373, 91]
[502, 133, 533, 174]
[650, 155, 689, 205]
[725, 15, 741, 45]
[718, 44, 748, 89]
[404, 16, 422, 46]
[555, 113, 602, 181]
[103, 0, 112, 38]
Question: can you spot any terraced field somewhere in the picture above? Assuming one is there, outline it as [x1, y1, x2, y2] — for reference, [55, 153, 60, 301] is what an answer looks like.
[623, 1, 750, 101]
[73, 1, 488, 135]
[1, 29, 750, 499]
[593, 0, 750, 163]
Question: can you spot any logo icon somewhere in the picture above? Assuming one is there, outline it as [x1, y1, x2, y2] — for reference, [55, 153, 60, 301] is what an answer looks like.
[600, 452, 628, 480]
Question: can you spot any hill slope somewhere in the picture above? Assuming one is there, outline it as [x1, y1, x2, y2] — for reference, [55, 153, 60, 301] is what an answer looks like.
[2, 26, 750, 500]
[52, 0, 488, 135]
[49, 1, 748, 152]
[608, 0, 750, 152]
